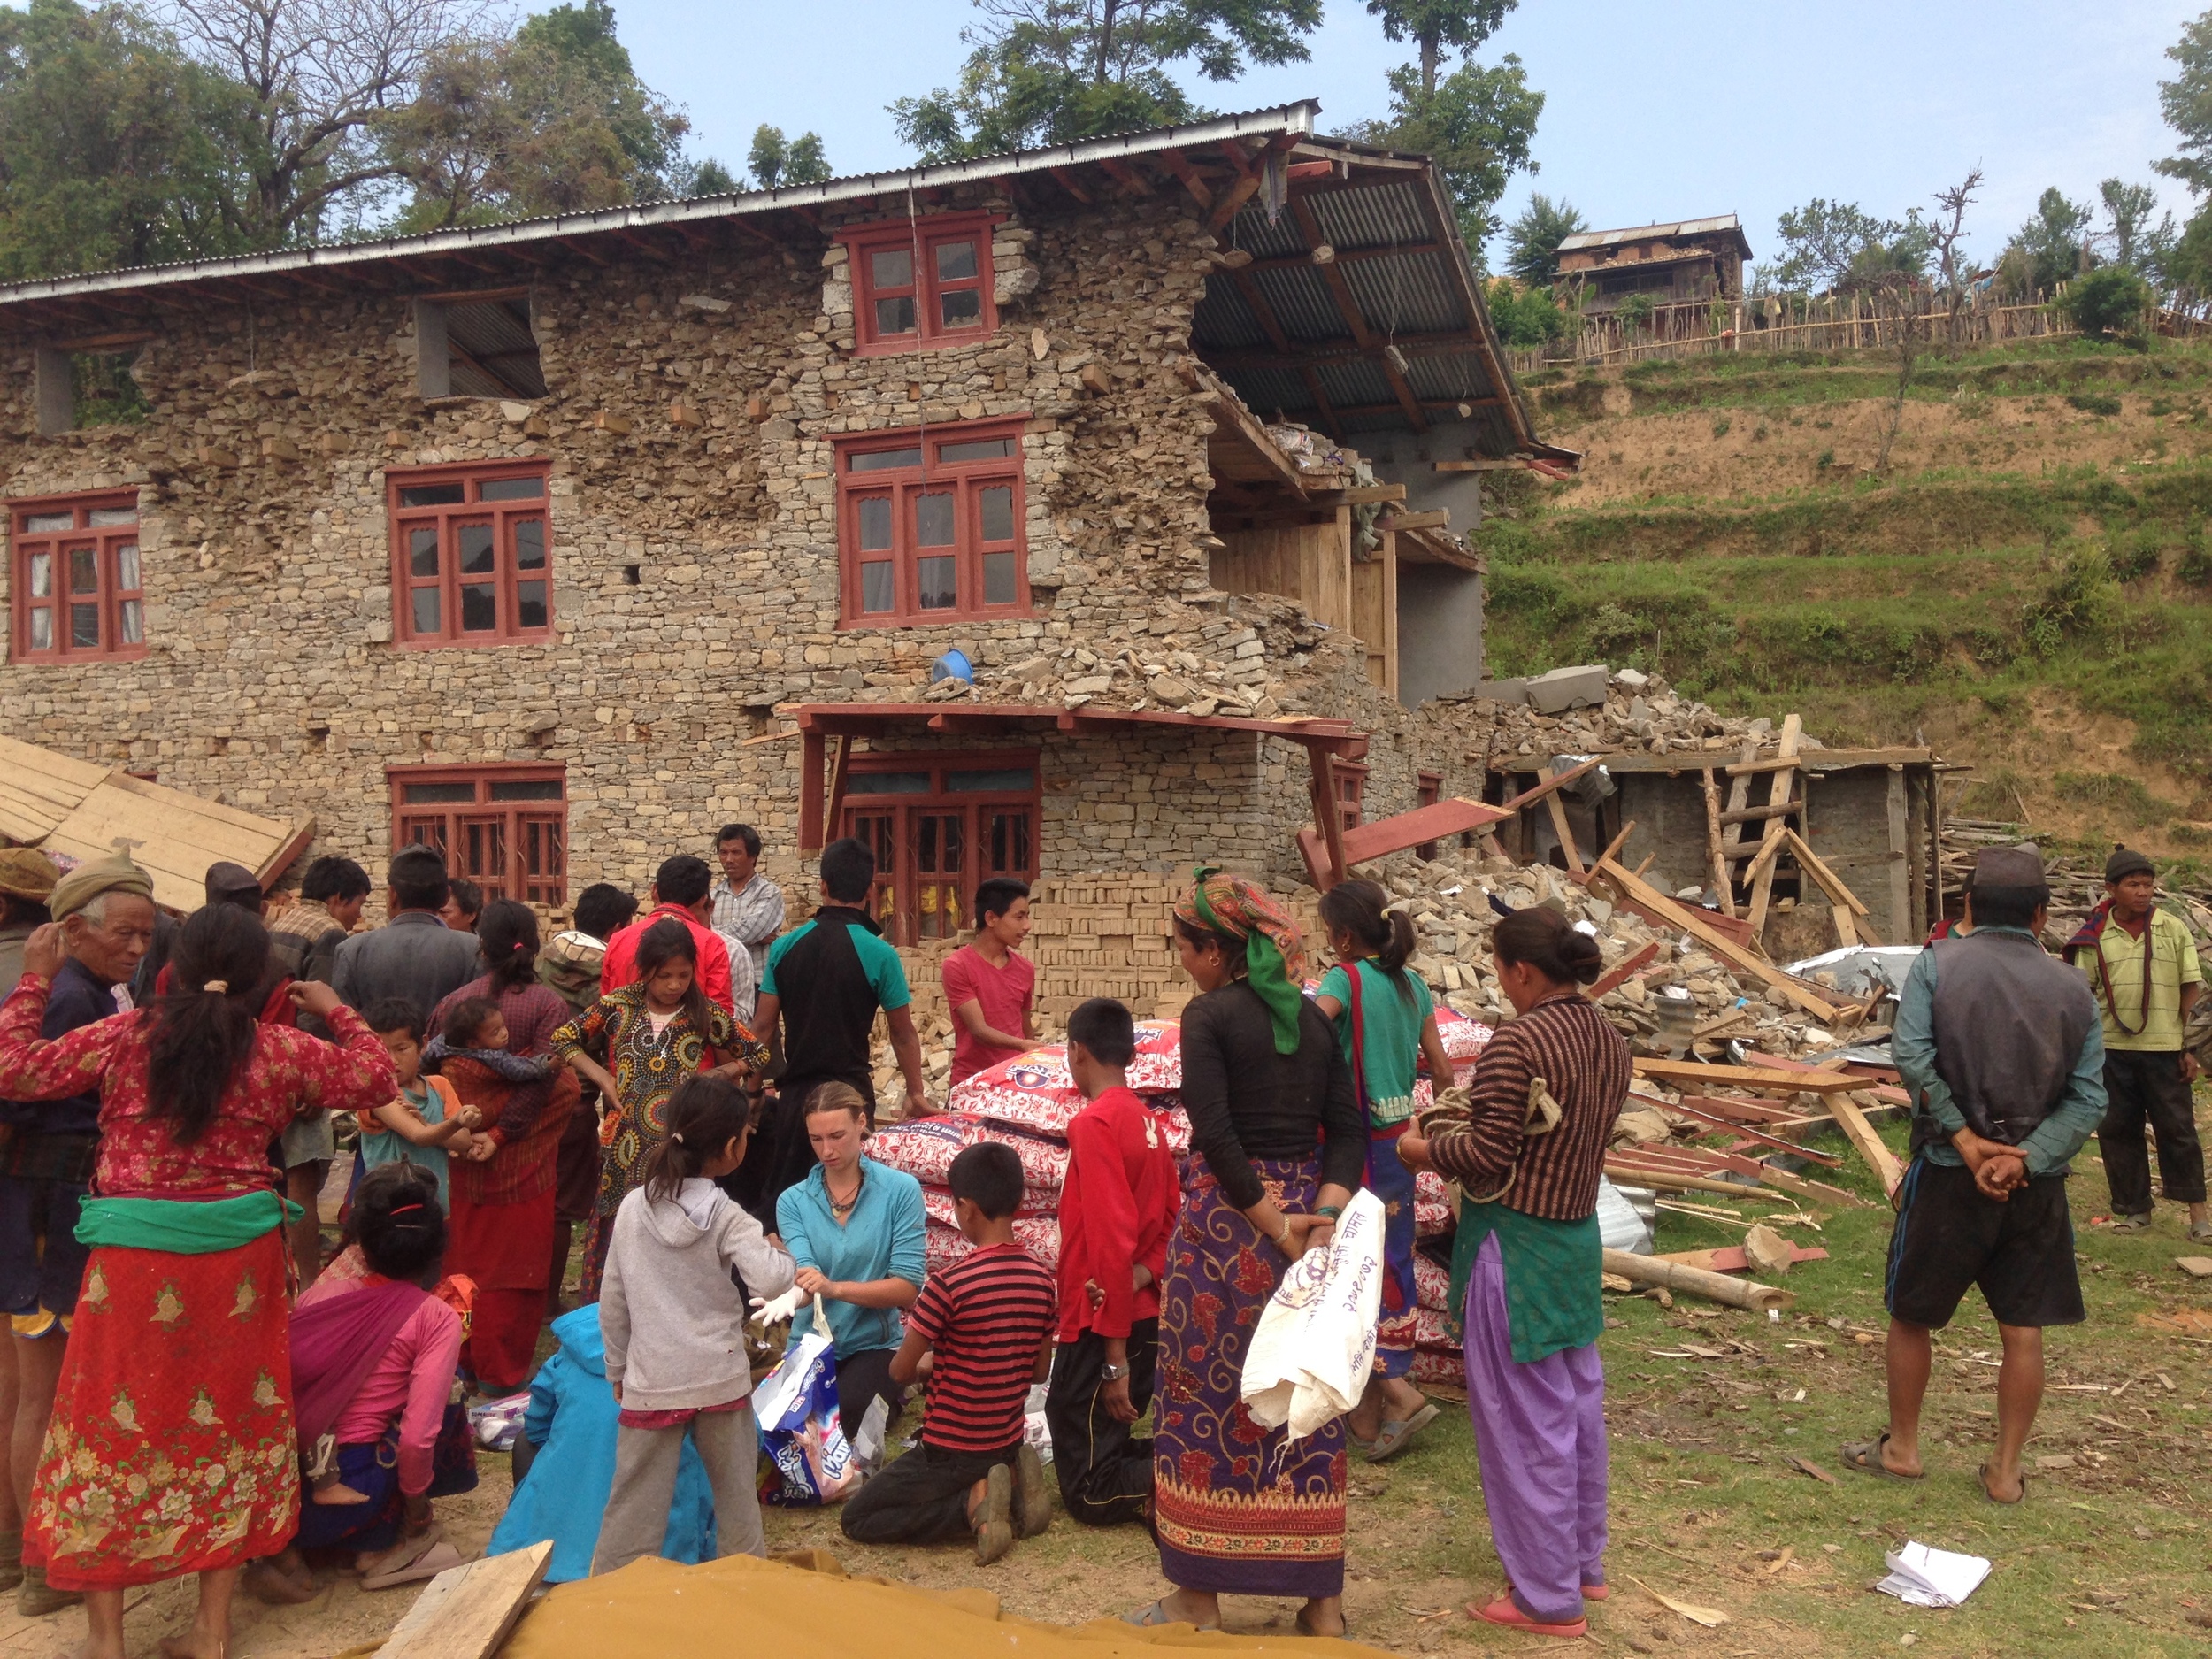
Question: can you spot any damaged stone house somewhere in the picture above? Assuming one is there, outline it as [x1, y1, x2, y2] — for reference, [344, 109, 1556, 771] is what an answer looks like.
[0, 100, 1580, 947]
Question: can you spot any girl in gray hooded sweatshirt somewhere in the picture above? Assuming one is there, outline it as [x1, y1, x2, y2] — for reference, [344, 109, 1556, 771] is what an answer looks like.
[592, 1076, 795, 1574]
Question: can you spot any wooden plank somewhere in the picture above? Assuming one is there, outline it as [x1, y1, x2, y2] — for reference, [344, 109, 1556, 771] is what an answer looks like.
[1296, 794, 1510, 879]
[1826, 1093, 1905, 1196]
[1586, 940, 1659, 1001]
[0, 735, 111, 843]
[1594, 856, 1843, 1022]
[1375, 510, 1448, 532]
[1499, 755, 1605, 814]
[1719, 800, 1802, 828]
[377, 1539, 553, 1659]
[1700, 767, 1734, 919]
[1633, 1057, 1859, 1094]
[823, 734, 852, 847]
[1745, 714, 1802, 940]
[1668, 1099, 1845, 1164]
[1348, 534, 1397, 698]
[1544, 789, 1586, 879]
[45, 777, 301, 916]
[1782, 827, 1882, 944]
[1305, 745, 1349, 892]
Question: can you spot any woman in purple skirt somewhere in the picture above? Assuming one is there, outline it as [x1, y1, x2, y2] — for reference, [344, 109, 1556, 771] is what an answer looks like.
[1127, 866, 1364, 1639]
[1401, 906, 1631, 1640]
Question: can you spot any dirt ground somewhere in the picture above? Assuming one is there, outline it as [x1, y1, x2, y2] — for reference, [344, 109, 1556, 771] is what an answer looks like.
[6, 1110, 2208, 1659]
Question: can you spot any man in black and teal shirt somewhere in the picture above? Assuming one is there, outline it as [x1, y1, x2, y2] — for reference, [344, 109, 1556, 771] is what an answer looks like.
[1850, 844, 2106, 1505]
[746, 837, 927, 1224]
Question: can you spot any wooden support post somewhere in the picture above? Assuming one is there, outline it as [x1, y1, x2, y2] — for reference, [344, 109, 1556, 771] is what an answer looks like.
[1307, 745, 1349, 891]
[1744, 714, 1802, 944]
[798, 729, 825, 852]
[824, 734, 852, 848]
[1700, 768, 1735, 918]
[1596, 818, 1638, 869]
[1720, 737, 1759, 884]
[1886, 764, 1912, 944]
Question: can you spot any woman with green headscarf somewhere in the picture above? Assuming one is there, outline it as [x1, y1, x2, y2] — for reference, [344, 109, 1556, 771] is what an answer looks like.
[1128, 867, 1365, 1638]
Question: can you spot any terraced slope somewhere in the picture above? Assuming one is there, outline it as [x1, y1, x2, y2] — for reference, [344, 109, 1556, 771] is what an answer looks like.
[1480, 338, 2212, 857]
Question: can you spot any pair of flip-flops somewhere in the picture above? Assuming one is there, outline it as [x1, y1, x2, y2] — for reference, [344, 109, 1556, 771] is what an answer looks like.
[359, 1526, 469, 1590]
[1363, 1402, 1440, 1463]
[1839, 1432, 1923, 1481]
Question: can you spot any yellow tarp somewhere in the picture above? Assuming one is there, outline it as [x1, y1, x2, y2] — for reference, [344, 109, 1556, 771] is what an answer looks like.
[503, 1551, 1394, 1659]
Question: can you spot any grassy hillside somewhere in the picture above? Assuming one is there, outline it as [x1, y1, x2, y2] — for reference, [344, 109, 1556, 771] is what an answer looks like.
[1480, 336, 2212, 856]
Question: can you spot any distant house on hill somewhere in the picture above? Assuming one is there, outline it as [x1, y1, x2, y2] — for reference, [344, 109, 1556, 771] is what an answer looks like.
[1554, 215, 1753, 313]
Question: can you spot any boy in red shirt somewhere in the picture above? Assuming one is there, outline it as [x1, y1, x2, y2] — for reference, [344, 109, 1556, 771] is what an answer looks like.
[842, 1142, 1056, 1563]
[941, 879, 1038, 1084]
[1044, 997, 1181, 1526]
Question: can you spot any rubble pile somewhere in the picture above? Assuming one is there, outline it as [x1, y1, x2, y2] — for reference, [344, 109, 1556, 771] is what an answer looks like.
[1458, 667, 1835, 763]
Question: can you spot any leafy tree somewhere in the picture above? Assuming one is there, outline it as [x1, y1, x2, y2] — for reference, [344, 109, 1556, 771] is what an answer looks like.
[1485, 275, 1563, 345]
[2003, 186, 2093, 292]
[1502, 191, 1582, 284]
[2157, 10, 2212, 197]
[2097, 177, 2177, 278]
[2063, 265, 2154, 339]
[385, 0, 695, 230]
[0, 0, 261, 278]
[688, 157, 739, 196]
[748, 124, 830, 190]
[1769, 198, 1928, 294]
[1343, 53, 1539, 255]
[1364, 0, 1510, 97]
[889, 0, 1321, 162]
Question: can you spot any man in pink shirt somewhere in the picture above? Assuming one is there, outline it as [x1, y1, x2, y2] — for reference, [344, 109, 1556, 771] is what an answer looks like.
[600, 856, 735, 1017]
[941, 879, 1037, 1085]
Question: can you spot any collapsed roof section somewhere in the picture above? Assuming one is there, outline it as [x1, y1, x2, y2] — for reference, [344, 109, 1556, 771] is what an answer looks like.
[0, 103, 1571, 469]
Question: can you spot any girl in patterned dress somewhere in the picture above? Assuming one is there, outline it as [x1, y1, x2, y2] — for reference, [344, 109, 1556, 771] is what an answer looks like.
[0, 906, 395, 1659]
[551, 920, 764, 1300]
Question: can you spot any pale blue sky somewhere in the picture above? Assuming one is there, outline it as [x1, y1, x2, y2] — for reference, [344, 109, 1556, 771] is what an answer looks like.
[609, 0, 2207, 265]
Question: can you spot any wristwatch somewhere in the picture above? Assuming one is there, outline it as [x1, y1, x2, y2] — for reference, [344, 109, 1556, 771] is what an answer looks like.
[1101, 1363, 1129, 1381]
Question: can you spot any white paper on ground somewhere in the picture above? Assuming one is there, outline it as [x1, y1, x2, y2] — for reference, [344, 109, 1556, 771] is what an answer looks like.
[1875, 1541, 1992, 1608]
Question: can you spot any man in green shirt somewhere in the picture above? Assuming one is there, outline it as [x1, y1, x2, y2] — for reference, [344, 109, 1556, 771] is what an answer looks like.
[2065, 847, 2208, 1241]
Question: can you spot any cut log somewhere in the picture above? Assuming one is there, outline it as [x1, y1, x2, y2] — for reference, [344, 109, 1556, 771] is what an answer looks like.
[1655, 1243, 1830, 1272]
[1602, 1248, 1795, 1312]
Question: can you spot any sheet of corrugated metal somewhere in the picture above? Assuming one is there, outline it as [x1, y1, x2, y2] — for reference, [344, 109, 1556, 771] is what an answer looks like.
[1312, 357, 1393, 411]
[1404, 350, 1502, 404]
[1217, 365, 1310, 416]
[1249, 265, 1354, 344]
[1557, 213, 1743, 250]
[1194, 280, 1267, 349]
[1340, 250, 1463, 337]
[1304, 181, 1432, 251]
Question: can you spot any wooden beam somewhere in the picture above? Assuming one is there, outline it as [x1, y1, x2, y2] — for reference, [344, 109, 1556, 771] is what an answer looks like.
[1700, 766, 1734, 918]
[1228, 268, 1292, 354]
[1825, 1094, 1905, 1196]
[1157, 147, 1214, 211]
[1205, 172, 1263, 234]
[1545, 790, 1585, 879]
[1096, 157, 1153, 196]
[1886, 765, 1913, 945]
[1632, 1057, 1861, 1095]
[444, 335, 530, 400]
[1286, 195, 1430, 433]
[1744, 714, 1803, 941]
[1202, 332, 1495, 368]
[1595, 856, 1844, 1023]
[1294, 794, 1509, 883]
[1586, 940, 1659, 1001]
[824, 733, 852, 846]
[1047, 166, 1094, 206]
[1245, 242, 1444, 273]
[1499, 755, 1604, 814]
[798, 730, 825, 852]
[1376, 510, 1448, 532]
[1305, 746, 1351, 892]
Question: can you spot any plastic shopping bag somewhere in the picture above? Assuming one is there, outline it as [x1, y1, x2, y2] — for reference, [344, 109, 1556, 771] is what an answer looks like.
[753, 1296, 861, 1506]
[1240, 1188, 1386, 1440]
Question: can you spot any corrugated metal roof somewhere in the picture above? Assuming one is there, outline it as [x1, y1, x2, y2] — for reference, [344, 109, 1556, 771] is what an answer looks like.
[0, 103, 1322, 308]
[1340, 250, 1463, 337]
[1305, 180, 1432, 250]
[1556, 214, 1747, 251]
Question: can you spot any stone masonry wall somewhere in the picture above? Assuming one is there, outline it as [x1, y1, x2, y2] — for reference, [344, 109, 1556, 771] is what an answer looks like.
[0, 181, 1477, 911]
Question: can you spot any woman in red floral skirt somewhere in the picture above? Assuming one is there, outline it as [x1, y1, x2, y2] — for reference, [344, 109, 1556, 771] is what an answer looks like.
[0, 905, 395, 1659]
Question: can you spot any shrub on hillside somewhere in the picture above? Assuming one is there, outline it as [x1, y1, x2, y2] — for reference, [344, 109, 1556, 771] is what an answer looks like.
[2062, 268, 2154, 342]
[1486, 280, 1569, 347]
[2021, 549, 2118, 655]
[2108, 531, 2163, 580]
[2053, 771, 2180, 828]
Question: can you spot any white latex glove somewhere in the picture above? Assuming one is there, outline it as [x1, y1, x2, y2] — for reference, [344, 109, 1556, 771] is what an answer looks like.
[749, 1286, 803, 1326]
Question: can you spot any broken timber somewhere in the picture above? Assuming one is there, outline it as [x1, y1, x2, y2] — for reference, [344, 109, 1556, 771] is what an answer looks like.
[1593, 856, 1844, 1023]
[1295, 794, 1511, 891]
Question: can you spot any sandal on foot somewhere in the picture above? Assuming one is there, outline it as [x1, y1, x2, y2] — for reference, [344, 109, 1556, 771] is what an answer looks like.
[1124, 1599, 1218, 1632]
[1468, 1596, 1586, 1639]
[2108, 1213, 2152, 1233]
[2189, 1219, 2212, 1244]
[972, 1465, 1014, 1565]
[362, 1540, 466, 1590]
[1581, 1583, 1609, 1601]
[1366, 1401, 1440, 1463]
[1977, 1462, 2027, 1505]
[1839, 1432, 1921, 1480]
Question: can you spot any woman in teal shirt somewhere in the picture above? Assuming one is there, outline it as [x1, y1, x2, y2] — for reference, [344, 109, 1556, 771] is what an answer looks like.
[1313, 879, 1455, 1463]
[773, 1083, 927, 1445]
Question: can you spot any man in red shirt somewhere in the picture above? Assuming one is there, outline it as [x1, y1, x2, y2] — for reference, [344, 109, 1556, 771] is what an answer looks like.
[599, 855, 735, 1017]
[941, 879, 1038, 1085]
[1044, 997, 1181, 1526]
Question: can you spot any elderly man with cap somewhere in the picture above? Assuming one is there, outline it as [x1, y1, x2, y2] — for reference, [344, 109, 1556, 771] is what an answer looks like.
[331, 845, 482, 1029]
[2065, 846, 2209, 1242]
[0, 852, 58, 1000]
[0, 854, 154, 1615]
[1847, 845, 2108, 1505]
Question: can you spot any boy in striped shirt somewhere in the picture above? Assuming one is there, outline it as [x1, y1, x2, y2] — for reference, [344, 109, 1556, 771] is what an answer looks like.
[841, 1143, 1056, 1563]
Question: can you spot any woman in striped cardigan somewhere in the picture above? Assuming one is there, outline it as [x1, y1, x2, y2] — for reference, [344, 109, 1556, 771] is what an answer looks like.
[1400, 906, 1630, 1641]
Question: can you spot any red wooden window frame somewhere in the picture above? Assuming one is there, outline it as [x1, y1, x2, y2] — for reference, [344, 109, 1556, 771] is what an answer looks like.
[835, 420, 1031, 626]
[841, 212, 1000, 354]
[838, 750, 1039, 948]
[388, 763, 567, 905]
[10, 492, 143, 663]
[1416, 771, 1443, 860]
[387, 460, 553, 648]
